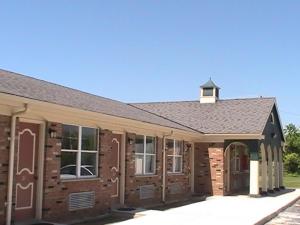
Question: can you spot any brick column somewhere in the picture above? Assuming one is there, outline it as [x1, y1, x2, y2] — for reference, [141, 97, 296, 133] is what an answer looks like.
[0, 116, 11, 225]
[194, 143, 224, 196]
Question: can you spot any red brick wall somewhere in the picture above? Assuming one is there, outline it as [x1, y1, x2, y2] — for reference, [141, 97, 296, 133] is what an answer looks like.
[125, 134, 192, 206]
[166, 141, 192, 202]
[125, 133, 163, 207]
[194, 143, 224, 196]
[0, 115, 10, 225]
[42, 123, 114, 222]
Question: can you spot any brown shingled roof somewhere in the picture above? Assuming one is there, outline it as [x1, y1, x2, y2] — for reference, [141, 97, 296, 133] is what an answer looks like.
[0, 69, 195, 133]
[131, 98, 276, 134]
[0, 69, 276, 135]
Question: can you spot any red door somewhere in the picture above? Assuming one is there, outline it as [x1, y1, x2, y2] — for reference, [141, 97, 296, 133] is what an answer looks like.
[111, 134, 121, 205]
[15, 122, 39, 221]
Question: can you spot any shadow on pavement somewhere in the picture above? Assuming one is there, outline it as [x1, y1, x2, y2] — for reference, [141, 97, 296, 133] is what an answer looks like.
[149, 196, 207, 211]
[74, 213, 134, 225]
[266, 188, 296, 197]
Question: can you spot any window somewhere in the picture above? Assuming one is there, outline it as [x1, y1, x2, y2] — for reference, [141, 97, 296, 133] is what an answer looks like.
[135, 135, 156, 175]
[270, 112, 275, 124]
[167, 139, 183, 173]
[230, 144, 249, 173]
[203, 88, 214, 96]
[60, 125, 98, 179]
[233, 149, 240, 172]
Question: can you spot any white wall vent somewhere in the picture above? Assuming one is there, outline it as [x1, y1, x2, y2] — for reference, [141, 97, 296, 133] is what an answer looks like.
[69, 192, 95, 211]
[139, 185, 155, 200]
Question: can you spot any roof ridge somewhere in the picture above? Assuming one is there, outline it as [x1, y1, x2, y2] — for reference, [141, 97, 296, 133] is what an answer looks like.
[220, 97, 276, 101]
[130, 97, 276, 105]
[130, 100, 199, 104]
[0, 68, 127, 105]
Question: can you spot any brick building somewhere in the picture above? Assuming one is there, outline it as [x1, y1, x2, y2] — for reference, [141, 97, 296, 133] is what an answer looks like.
[0, 70, 285, 225]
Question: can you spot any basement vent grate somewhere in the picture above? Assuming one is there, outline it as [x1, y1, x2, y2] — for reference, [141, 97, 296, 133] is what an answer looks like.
[139, 185, 155, 200]
[69, 191, 95, 211]
[169, 183, 182, 195]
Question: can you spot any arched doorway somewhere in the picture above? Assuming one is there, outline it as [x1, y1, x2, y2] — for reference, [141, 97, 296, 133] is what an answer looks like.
[225, 142, 250, 195]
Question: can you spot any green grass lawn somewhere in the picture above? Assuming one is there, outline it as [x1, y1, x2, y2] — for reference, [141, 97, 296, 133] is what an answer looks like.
[284, 173, 300, 188]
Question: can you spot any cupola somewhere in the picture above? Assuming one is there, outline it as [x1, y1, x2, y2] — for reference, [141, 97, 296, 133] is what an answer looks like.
[200, 78, 220, 103]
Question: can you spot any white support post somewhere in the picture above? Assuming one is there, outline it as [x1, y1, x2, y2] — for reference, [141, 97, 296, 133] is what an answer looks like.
[261, 160, 268, 193]
[250, 160, 260, 196]
[267, 146, 274, 192]
[278, 147, 284, 188]
[274, 147, 280, 190]
[260, 144, 268, 194]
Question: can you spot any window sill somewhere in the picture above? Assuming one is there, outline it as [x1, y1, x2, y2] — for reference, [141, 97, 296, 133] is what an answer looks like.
[167, 172, 185, 176]
[60, 177, 101, 183]
[232, 171, 249, 175]
[135, 174, 158, 178]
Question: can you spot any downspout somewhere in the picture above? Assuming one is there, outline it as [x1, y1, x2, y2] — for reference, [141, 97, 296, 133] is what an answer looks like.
[162, 130, 173, 203]
[6, 104, 28, 225]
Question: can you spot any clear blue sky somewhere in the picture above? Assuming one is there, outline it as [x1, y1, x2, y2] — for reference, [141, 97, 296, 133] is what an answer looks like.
[1, 1, 300, 126]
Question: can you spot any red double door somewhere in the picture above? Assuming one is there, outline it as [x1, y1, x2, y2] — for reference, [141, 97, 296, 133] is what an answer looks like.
[15, 122, 39, 222]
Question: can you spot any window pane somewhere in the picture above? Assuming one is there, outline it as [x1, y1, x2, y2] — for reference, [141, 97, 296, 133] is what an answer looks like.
[167, 156, 173, 172]
[146, 136, 155, 154]
[203, 88, 213, 96]
[145, 155, 155, 174]
[62, 125, 79, 150]
[82, 127, 98, 151]
[175, 140, 182, 155]
[166, 139, 174, 149]
[174, 156, 182, 173]
[60, 152, 77, 179]
[135, 154, 144, 174]
[135, 135, 144, 154]
[81, 152, 97, 176]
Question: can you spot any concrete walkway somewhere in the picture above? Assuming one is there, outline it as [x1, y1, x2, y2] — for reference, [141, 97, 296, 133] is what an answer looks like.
[113, 189, 300, 225]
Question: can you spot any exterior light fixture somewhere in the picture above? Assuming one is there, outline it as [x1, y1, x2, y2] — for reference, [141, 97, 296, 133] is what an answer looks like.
[185, 143, 192, 151]
[128, 137, 134, 145]
[48, 128, 57, 138]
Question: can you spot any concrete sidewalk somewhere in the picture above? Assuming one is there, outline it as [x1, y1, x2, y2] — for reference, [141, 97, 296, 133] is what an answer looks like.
[114, 189, 300, 225]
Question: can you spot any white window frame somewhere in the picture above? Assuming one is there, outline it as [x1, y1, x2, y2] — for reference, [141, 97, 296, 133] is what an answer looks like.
[135, 135, 156, 175]
[60, 124, 99, 180]
[167, 139, 183, 174]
